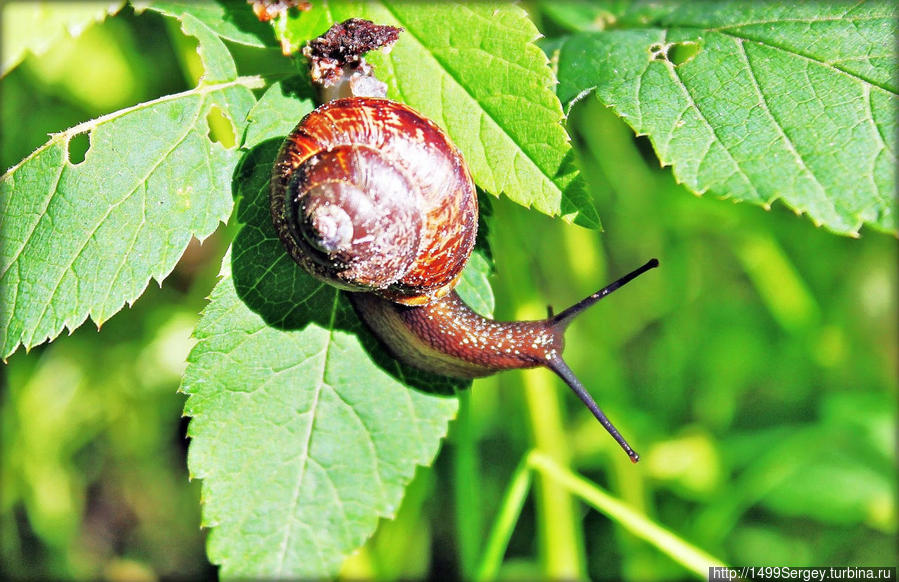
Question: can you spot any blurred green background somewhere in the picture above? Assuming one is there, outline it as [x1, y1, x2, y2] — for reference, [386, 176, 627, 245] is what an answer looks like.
[1, 4, 895, 580]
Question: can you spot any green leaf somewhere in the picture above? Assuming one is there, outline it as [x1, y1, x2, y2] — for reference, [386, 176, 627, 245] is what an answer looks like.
[138, 0, 276, 48]
[760, 452, 893, 527]
[0, 18, 261, 358]
[455, 251, 494, 317]
[274, 1, 599, 227]
[184, 264, 459, 579]
[182, 104, 483, 574]
[537, 1, 622, 33]
[1, 1, 125, 76]
[242, 78, 316, 149]
[557, 1, 898, 236]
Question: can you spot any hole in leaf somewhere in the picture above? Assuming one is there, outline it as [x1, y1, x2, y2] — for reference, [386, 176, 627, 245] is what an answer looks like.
[206, 105, 236, 147]
[669, 41, 701, 66]
[67, 133, 91, 165]
[648, 41, 701, 66]
[649, 42, 668, 61]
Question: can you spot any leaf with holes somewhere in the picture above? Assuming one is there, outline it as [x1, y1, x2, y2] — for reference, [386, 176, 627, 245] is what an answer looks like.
[269, 1, 598, 227]
[0, 14, 261, 358]
[556, 1, 897, 236]
[182, 96, 490, 574]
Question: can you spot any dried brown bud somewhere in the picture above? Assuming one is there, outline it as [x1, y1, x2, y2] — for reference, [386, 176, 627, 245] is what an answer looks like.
[305, 19, 402, 66]
[248, 0, 311, 22]
[304, 19, 402, 90]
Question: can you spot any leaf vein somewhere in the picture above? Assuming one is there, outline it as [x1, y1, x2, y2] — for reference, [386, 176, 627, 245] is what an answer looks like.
[0, 160, 65, 282]
[735, 37, 832, 212]
[866, 85, 896, 160]
[666, 55, 760, 200]
[274, 338, 325, 576]
[97, 184, 148, 318]
[711, 28, 897, 94]
[306, 455, 354, 545]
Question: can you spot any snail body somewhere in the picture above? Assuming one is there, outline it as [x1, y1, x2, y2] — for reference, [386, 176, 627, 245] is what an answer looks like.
[271, 96, 657, 462]
[349, 290, 563, 379]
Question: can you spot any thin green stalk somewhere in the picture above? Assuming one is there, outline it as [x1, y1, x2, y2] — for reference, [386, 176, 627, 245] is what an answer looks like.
[521, 367, 584, 579]
[527, 451, 727, 579]
[453, 390, 482, 579]
[735, 233, 819, 332]
[473, 456, 533, 582]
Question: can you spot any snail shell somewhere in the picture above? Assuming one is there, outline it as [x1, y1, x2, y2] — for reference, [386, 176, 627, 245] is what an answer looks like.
[271, 97, 478, 306]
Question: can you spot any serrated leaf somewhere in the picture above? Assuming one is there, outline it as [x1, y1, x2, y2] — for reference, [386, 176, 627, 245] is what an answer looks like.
[1, 1, 125, 77]
[557, 1, 898, 236]
[184, 267, 459, 579]
[0, 19, 261, 358]
[273, 1, 598, 227]
[138, 0, 276, 48]
[182, 115, 488, 575]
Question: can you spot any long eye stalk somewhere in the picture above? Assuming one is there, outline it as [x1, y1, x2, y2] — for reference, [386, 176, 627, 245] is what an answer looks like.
[553, 258, 659, 329]
[548, 258, 660, 463]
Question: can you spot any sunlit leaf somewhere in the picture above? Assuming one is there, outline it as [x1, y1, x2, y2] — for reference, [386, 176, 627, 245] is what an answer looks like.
[1, 1, 125, 77]
[181, 95, 491, 573]
[557, 1, 898, 235]
[0, 14, 261, 358]
[139, 0, 276, 48]
[273, 1, 598, 227]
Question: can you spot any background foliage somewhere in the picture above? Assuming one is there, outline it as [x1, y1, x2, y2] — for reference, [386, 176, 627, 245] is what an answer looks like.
[1, 1, 896, 580]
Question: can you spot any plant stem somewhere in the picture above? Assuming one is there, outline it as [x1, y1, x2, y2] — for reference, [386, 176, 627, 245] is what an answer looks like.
[473, 456, 533, 582]
[522, 368, 585, 579]
[452, 390, 482, 579]
[527, 451, 728, 579]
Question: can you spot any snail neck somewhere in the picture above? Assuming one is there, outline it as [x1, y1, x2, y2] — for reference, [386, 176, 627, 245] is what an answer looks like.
[349, 290, 560, 379]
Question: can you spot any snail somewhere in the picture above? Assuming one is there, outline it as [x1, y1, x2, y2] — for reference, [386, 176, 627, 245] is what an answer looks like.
[270, 96, 658, 462]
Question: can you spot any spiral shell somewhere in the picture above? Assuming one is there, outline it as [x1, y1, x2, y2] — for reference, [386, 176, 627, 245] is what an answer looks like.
[271, 97, 478, 305]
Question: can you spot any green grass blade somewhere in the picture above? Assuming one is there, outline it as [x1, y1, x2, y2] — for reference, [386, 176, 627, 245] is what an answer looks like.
[453, 391, 482, 579]
[474, 456, 533, 582]
[522, 369, 585, 578]
[528, 451, 727, 579]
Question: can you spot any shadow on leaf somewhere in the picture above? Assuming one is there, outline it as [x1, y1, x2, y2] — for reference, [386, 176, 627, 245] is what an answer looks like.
[230, 138, 465, 396]
[214, 0, 279, 46]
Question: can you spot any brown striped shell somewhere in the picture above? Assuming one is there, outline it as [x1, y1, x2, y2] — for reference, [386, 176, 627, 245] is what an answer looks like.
[271, 97, 478, 306]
